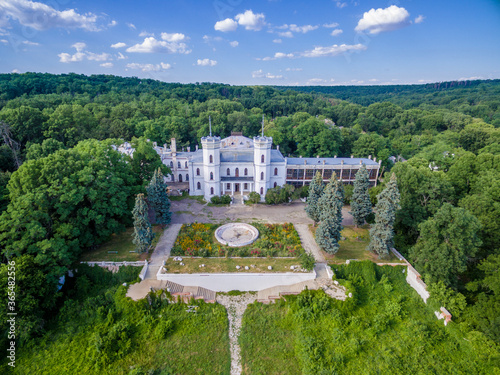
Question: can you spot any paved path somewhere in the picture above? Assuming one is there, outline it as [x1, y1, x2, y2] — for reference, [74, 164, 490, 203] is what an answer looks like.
[295, 223, 326, 263]
[144, 224, 182, 279]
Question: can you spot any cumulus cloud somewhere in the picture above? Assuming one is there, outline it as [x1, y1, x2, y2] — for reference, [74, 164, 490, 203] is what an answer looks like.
[58, 42, 111, 63]
[214, 18, 238, 32]
[335, 1, 347, 9]
[0, 39, 8, 44]
[139, 31, 154, 37]
[126, 62, 171, 72]
[111, 42, 126, 49]
[108, 20, 117, 27]
[273, 39, 282, 43]
[330, 29, 343, 36]
[100, 62, 113, 68]
[278, 31, 293, 38]
[260, 51, 295, 61]
[415, 15, 425, 24]
[0, 0, 99, 31]
[22, 40, 39, 45]
[197, 58, 217, 66]
[229, 40, 238, 47]
[307, 78, 327, 85]
[252, 69, 283, 79]
[355, 5, 410, 34]
[289, 24, 318, 33]
[302, 43, 367, 57]
[323, 22, 339, 28]
[235, 10, 266, 31]
[285, 67, 303, 72]
[126, 36, 190, 54]
[127, 23, 136, 29]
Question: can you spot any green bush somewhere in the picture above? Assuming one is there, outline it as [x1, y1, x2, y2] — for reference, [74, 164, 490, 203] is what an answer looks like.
[344, 184, 354, 205]
[300, 253, 316, 271]
[265, 184, 294, 205]
[248, 191, 261, 204]
[210, 195, 232, 205]
[154, 319, 174, 340]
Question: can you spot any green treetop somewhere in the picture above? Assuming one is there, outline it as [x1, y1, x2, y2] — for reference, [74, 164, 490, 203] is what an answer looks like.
[315, 176, 344, 254]
[350, 164, 372, 227]
[305, 171, 324, 225]
[368, 173, 400, 259]
[146, 168, 172, 227]
[132, 193, 155, 253]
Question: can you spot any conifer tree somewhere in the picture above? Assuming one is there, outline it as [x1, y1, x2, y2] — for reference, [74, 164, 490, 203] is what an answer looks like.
[132, 193, 155, 253]
[315, 176, 344, 254]
[146, 168, 172, 226]
[350, 164, 372, 227]
[368, 173, 400, 259]
[306, 171, 324, 225]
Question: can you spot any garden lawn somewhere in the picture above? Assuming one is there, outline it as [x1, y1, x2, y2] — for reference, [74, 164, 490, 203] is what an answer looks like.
[164, 257, 305, 273]
[80, 225, 164, 262]
[239, 261, 500, 374]
[9, 265, 230, 375]
[310, 225, 404, 264]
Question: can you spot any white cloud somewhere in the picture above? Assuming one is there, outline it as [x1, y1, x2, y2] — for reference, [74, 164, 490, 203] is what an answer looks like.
[335, 1, 347, 9]
[289, 24, 318, 33]
[458, 76, 484, 81]
[139, 31, 154, 37]
[108, 20, 117, 27]
[214, 18, 238, 32]
[323, 22, 339, 28]
[285, 67, 302, 72]
[117, 52, 127, 60]
[127, 23, 136, 29]
[355, 5, 410, 34]
[330, 29, 343, 36]
[415, 15, 425, 24]
[274, 52, 294, 59]
[307, 78, 327, 85]
[0, 39, 9, 44]
[273, 39, 282, 43]
[369, 78, 379, 82]
[229, 40, 238, 47]
[126, 36, 190, 54]
[22, 40, 39, 45]
[302, 43, 367, 57]
[126, 62, 171, 72]
[111, 42, 126, 49]
[0, 0, 99, 31]
[197, 58, 217, 66]
[161, 32, 186, 42]
[278, 31, 293, 38]
[203, 35, 223, 43]
[58, 43, 111, 63]
[11, 69, 20, 73]
[100, 62, 113, 68]
[252, 69, 283, 79]
[235, 10, 266, 31]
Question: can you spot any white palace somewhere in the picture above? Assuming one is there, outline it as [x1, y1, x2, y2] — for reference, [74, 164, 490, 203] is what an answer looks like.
[118, 132, 381, 201]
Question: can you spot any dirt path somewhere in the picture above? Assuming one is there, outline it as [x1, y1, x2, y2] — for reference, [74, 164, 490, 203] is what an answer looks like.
[294, 223, 326, 263]
[216, 293, 257, 375]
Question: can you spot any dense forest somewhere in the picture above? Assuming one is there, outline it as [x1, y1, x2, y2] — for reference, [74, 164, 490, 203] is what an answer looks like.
[0, 73, 499, 371]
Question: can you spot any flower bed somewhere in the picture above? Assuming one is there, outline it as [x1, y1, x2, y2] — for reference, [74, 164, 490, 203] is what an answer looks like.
[171, 222, 304, 257]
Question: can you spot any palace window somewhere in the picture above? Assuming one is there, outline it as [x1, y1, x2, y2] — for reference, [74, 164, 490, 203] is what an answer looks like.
[210, 172, 214, 180]
[244, 183, 248, 190]
[186, 174, 189, 181]
[178, 161, 181, 168]
[274, 167, 278, 176]
[260, 187, 264, 195]
[227, 183, 231, 190]
[260, 172, 264, 180]
[261, 155, 265, 163]
[185, 161, 188, 168]
[244, 168, 248, 176]
[170, 161, 173, 168]
[196, 168, 200, 176]
[274, 182, 277, 188]
[235, 168, 239, 177]
[197, 182, 201, 189]
[178, 174, 182, 182]
[209, 155, 213, 163]
[227, 168, 230, 176]
[210, 187, 214, 195]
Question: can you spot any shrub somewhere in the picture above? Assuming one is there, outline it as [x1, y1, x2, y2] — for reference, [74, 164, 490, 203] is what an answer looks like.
[248, 191, 261, 204]
[300, 253, 316, 271]
[265, 185, 294, 205]
[210, 195, 231, 205]
[154, 319, 174, 340]
[343, 184, 354, 205]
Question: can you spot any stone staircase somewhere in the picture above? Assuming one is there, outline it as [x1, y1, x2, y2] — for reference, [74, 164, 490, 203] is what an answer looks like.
[161, 280, 217, 303]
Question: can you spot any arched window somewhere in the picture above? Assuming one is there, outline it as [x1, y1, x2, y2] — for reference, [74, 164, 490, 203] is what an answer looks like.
[260, 187, 264, 195]
[186, 174, 189, 181]
[235, 168, 239, 177]
[178, 174, 182, 182]
[274, 167, 278, 176]
[260, 172, 264, 180]
[210, 172, 214, 180]
[244, 168, 248, 176]
[261, 154, 265, 163]
[185, 161, 188, 168]
[178, 161, 181, 168]
[197, 182, 201, 189]
[227, 168, 230, 176]
[210, 187, 214, 195]
[274, 182, 277, 188]
[196, 168, 200, 176]
[171, 175, 174, 181]
[209, 155, 213, 163]
[170, 161, 173, 168]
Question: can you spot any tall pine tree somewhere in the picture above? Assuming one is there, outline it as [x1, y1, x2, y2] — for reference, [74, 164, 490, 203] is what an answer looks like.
[132, 193, 155, 253]
[306, 171, 324, 226]
[316, 176, 344, 254]
[350, 164, 372, 227]
[368, 173, 400, 259]
[146, 168, 171, 226]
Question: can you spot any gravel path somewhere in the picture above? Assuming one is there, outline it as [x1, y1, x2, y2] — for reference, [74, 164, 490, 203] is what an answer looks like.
[217, 293, 257, 375]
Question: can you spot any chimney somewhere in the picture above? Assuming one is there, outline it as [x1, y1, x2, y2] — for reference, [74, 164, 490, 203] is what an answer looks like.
[187, 146, 191, 152]
[317, 155, 320, 158]
[334, 155, 337, 158]
[277, 145, 280, 151]
[350, 155, 353, 158]
[379, 160, 382, 165]
[368, 155, 372, 159]
[195, 145, 198, 151]
[299, 155, 302, 158]
[164, 143, 167, 149]
[359, 160, 362, 165]
[171, 138, 177, 155]
[373, 157, 377, 162]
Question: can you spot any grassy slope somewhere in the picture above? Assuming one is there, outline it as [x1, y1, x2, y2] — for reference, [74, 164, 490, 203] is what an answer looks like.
[164, 257, 302, 273]
[11, 265, 230, 375]
[239, 262, 500, 374]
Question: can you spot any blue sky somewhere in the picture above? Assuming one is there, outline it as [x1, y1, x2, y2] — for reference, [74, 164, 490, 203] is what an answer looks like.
[0, 0, 499, 85]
